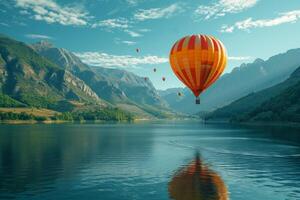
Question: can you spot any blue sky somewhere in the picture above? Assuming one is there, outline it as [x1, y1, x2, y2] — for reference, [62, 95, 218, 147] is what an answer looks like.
[1, 0, 300, 90]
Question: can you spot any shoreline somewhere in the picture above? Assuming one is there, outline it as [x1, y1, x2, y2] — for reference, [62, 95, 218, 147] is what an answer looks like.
[2, 118, 299, 128]
[0, 117, 200, 125]
[206, 119, 300, 128]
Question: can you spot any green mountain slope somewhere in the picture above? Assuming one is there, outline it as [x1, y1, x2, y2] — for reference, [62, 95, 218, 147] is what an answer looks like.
[161, 50, 300, 114]
[0, 35, 104, 111]
[208, 66, 300, 123]
[0, 93, 25, 107]
[31, 41, 172, 118]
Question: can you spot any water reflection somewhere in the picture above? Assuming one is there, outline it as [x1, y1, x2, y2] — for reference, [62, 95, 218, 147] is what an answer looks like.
[0, 124, 155, 198]
[169, 152, 228, 200]
[0, 122, 300, 199]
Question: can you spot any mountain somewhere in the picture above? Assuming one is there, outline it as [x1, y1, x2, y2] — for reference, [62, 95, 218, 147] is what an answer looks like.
[208, 66, 300, 121]
[230, 67, 300, 123]
[158, 87, 187, 110]
[31, 40, 171, 118]
[0, 35, 104, 111]
[32, 41, 90, 73]
[161, 49, 300, 114]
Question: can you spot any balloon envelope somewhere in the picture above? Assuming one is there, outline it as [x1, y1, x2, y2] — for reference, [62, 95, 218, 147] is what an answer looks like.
[169, 34, 227, 97]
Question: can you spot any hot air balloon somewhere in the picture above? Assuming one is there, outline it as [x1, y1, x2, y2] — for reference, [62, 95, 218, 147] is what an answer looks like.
[162, 77, 166, 81]
[169, 34, 227, 104]
[153, 68, 157, 72]
[168, 152, 228, 200]
[178, 92, 182, 97]
[136, 48, 140, 53]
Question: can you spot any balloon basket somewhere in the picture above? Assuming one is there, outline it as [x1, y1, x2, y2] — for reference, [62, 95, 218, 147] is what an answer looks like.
[195, 97, 200, 104]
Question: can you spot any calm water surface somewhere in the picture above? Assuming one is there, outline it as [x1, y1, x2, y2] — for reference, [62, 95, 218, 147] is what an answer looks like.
[0, 121, 300, 200]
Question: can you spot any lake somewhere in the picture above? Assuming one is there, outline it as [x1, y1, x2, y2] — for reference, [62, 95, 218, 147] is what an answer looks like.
[0, 121, 299, 200]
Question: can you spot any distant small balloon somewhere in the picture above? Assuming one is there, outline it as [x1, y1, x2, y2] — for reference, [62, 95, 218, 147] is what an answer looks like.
[136, 48, 140, 53]
[153, 68, 157, 72]
[162, 77, 166, 81]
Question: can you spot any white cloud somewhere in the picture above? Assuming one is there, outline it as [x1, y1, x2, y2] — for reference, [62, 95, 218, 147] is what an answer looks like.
[138, 28, 151, 32]
[91, 17, 147, 38]
[0, 22, 9, 27]
[134, 3, 182, 21]
[15, 0, 88, 26]
[124, 29, 142, 37]
[221, 10, 300, 33]
[195, 0, 258, 20]
[228, 56, 251, 61]
[126, 0, 139, 6]
[74, 52, 168, 68]
[122, 40, 136, 45]
[220, 25, 234, 33]
[25, 34, 53, 39]
[114, 38, 136, 45]
[20, 10, 30, 15]
[91, 18, 146, 38]
[92, 18, 129, 29]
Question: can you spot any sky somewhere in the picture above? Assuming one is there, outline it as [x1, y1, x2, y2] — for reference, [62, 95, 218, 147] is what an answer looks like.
[1, 0, 300, 90]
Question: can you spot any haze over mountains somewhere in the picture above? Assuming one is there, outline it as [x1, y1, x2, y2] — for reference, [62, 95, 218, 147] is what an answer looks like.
[161, 49, 300, 114]
[0, 34, 171, 118]
[209, 66, 300, 123]
[31, 40, 168, 110]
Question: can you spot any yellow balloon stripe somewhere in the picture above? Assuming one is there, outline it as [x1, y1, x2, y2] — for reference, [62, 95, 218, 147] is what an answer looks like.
[194, 35, 202, 88]
[170, 37, 194, 90]
[203, 36, 221, 89]
[204, 40, 227, 89]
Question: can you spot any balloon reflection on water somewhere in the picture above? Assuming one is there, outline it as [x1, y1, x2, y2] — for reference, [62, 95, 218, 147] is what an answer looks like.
[168, 152, 228, 200]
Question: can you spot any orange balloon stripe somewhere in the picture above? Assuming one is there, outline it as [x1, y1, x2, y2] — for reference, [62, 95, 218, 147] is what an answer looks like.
[204, 40, 227, 88]
[176, 37, 197, 89]
[177, 53, 194, 88]
[171, 56, 191, 87]
[186, 38, 197, 87]
[188, 35, 196, 50]
[203, 36, 221, 88]
[171, 62, 193, 90]
[197, 35, 209, 94]
[219, 45, 227, 76]
[170, 40, 190, 88]
[170, 41, 177, 55]
[170, 37, 195, 90]
[206, 36, 218, 87]
[177, 37, 186, 51]
[183, 59, 197, 89]
[206, 35, 214, 65]
[199, 36, 210, 91]
[200, 36, 215, 91]
[200, 65, 212, 91]
[171, 55, 194, 90]
[195, 35, 202, 88]
[200, 35, 208, 50]
[203, 37, 223, 89]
